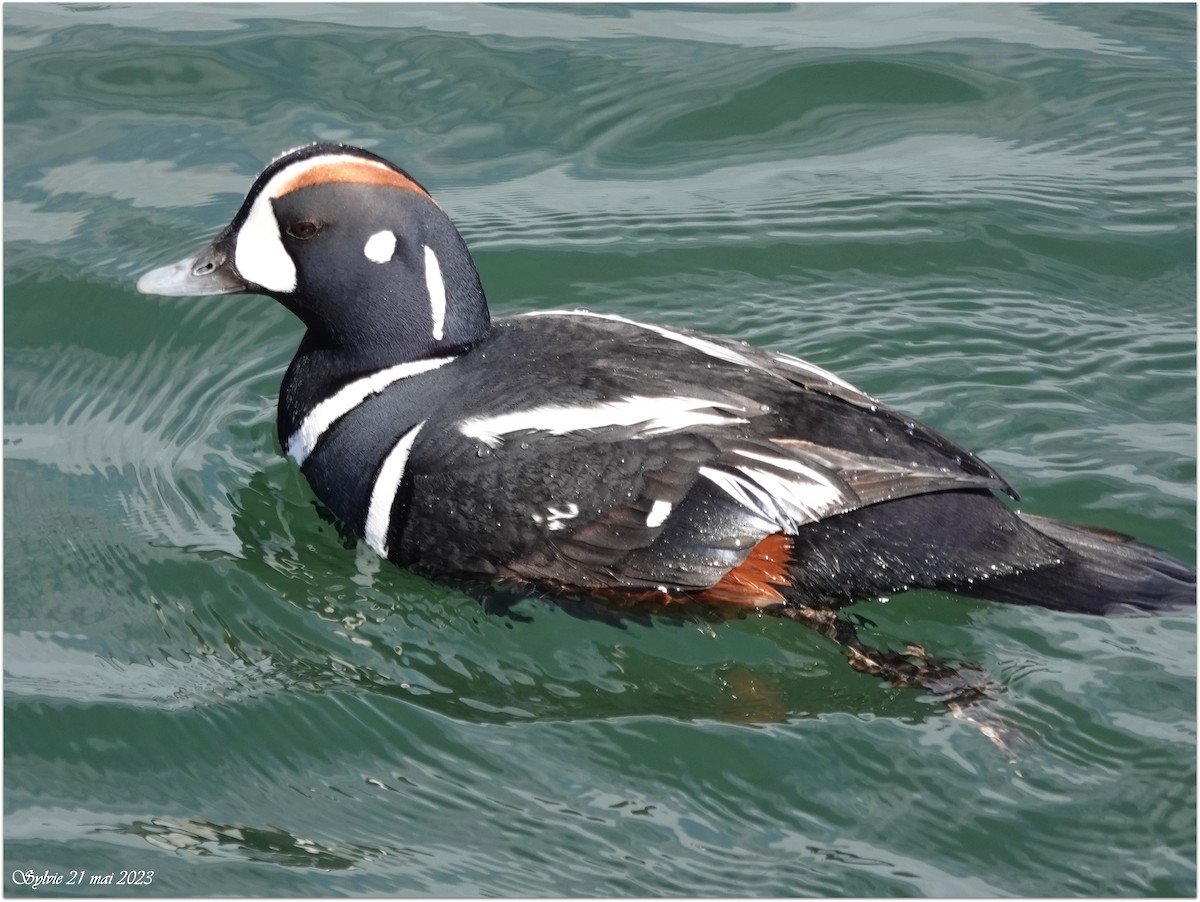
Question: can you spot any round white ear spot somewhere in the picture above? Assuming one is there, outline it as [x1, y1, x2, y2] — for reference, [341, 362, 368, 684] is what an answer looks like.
[364, 230, 397, 264]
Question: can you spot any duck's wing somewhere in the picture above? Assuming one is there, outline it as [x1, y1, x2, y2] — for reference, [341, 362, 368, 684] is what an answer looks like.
[393, 315, 1016, 602]
[485, 430, 1011, 606]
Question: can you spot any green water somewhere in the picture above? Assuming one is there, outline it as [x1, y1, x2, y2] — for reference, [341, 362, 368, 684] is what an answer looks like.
[4, 3, 1195, 896]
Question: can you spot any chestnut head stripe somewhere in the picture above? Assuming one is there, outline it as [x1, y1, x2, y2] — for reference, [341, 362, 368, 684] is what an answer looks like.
[275, 159, 431, 199]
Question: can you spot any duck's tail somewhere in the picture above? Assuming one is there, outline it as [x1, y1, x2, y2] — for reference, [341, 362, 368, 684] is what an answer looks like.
[970, 513, 1195, 615]
[787, 490, 1194, 616]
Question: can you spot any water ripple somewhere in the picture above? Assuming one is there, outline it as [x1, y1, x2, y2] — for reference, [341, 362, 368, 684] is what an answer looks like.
[4, 3, 1194, 897]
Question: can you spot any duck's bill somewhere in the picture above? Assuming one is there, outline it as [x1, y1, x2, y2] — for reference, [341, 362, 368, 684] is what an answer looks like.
[136, 239, 248, 297]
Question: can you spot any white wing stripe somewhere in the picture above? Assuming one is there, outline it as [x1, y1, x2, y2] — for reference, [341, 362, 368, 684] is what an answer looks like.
[646, 499, 673, 528]
[737, 466, 844, 522]
[364, 421, 425, 557]
[460, 396, 747, 447]
[701, 460, 847, 529]
[699, 466, 781, 529]
[286, 357, 456, 465]
[733, 448, 839, 487]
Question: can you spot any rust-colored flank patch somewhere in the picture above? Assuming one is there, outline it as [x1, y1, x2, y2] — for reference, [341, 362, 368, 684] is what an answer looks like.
[511, 532, 795, 615]
[277, 160, 431, 199]
[699, 532, 794, 608]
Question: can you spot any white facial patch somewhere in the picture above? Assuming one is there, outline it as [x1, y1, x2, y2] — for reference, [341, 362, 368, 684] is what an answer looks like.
[364, 230, 397, 263]
[286, 356, 457, 465]
[424, 245, 446, 341]
[234, 195, 297, 293]
[364, 421, 426, 557]
[233, 152, 400, 294]
[459, 396, 747, 448]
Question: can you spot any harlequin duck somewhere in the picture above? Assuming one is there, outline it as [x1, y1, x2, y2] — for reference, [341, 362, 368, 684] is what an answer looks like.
[137, 143, 1194, 689]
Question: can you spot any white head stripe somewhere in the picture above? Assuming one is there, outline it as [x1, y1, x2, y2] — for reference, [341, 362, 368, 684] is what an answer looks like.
[424, 245, 447, 341]
[286, 357, 457, 465]
[364, 421, 425, 557]
[460, 396, 747, 448]
[364, 230, 397, 263]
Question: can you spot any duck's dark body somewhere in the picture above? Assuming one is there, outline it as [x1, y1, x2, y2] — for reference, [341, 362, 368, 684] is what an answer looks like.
[280, 309, 1192, 615]
[136, 142, 1193, 665]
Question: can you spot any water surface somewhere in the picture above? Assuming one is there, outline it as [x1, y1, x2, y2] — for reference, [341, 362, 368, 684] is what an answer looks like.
[4, 3, 1195, 896]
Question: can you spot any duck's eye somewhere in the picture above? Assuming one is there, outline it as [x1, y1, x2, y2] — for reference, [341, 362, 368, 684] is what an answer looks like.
[286, 220, 320, 240]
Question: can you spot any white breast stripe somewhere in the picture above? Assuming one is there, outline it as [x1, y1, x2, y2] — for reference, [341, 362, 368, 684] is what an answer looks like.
[424, 245, 447, 341]
[520, 310, 762, 370]
[459, 396, 747, 448]
[286, 356, 456, 465]
[364, 421, 425, 557]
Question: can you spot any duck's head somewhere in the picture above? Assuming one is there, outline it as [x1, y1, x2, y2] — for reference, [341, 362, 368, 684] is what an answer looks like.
[137, 143, 490, 363]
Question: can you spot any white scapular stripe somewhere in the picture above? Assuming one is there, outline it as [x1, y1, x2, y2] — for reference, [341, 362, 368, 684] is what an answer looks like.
[519, 310, 761, 370]
[234, 152, 396, 294]
[459, 396, 747, 448]
[286, 356, 457, 465]
[364, 230, 397, 263]
[424, 245, 447, 340]
[364, 422, 425, 557]
[646, 499, 673, 528]
[521, 309, 867, 396]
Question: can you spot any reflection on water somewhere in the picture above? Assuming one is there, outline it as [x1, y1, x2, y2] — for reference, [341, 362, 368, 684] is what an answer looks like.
[127, 817, 383, 870]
